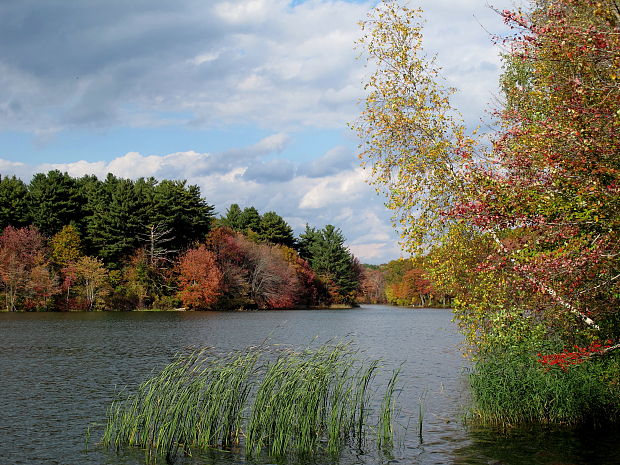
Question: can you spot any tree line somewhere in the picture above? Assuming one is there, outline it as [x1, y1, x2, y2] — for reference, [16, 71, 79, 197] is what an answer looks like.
[0, 172, 361, 311]
[358, 259, 449, 308]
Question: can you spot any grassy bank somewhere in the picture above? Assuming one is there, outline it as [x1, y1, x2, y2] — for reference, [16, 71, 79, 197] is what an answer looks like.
[468, 349, 620, 427]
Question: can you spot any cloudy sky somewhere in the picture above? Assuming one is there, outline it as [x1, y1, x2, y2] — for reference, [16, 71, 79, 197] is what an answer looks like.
[0, 0, 513, 263]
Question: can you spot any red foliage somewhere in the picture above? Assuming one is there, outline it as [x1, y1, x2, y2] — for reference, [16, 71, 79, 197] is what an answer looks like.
[0, 226, 57, 310]
[204, 227, 247, 297]
[388, 267, 434, 306]
[177, 245, 222, 309]
[538, 341, 615, 371]
[448, 0, 620, 335]
[204, 228, 309, 309]
[359, 268, 386, 304]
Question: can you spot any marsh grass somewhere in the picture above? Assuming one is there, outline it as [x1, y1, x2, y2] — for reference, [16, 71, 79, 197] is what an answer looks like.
[376, 366, 401, 450]
[417, 389, 427, 441]
[469, 350, 620, 427]
[102, 349, 259, 461]
[101, 342, 401, 462]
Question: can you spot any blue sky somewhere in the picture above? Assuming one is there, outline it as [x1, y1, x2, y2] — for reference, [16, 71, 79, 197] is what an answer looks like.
[0, 0, 512, 263]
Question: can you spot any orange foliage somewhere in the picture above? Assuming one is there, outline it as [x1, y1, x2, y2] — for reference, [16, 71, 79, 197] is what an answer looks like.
[177, 245, 222, 309]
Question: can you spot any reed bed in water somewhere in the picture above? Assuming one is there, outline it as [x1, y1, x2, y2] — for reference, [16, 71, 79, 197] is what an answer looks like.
[101, 342, 400, 461]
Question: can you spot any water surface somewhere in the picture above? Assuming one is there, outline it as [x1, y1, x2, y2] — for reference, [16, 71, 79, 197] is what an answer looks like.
[1, 305, 618, 464]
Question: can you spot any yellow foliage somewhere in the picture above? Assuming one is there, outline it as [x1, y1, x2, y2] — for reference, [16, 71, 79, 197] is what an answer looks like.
[352, 0, 477, 254]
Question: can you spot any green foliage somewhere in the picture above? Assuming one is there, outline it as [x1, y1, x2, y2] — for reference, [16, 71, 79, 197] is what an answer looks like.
[50, 224, 82, 269]
[219, 203, 244, 230]
[73, 255, 109, 311]
[299, 224, 361, 304]
[0, 171, 360, 310]
[239, 206, 261, 232]
[470, 347, 620, 426]
[354, 0, 620, 427]
[0, 175, 29, 229]
[257, 211, 296, 248]
[82, 174, 214, 267]
[221, 206, 295, 248]
[101, 342, 399, 461]
[28, 170, 84, 237]
[151, 179, 214, 251]
[352, 1, 474, 253]
[86, 175, 144, 265]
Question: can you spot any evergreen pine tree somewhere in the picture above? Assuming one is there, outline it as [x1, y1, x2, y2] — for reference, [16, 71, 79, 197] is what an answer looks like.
[298, 224, 360, 302]
[239, 207, 261, 232]
[0, 175, 30, 229]
[220, 204, 244, 230]
[257, 211, 296, 248]
[28, 170, 85, 236]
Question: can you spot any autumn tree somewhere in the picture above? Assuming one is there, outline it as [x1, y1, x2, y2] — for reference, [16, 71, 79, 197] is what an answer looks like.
[177, 245, 222, 309]
[73, 256, 109, 310]
[0, 226, 57, 311]
[237, 239, 299, 309]
[355, 0, 620, 353]
[430, 0, 620, 349]
[123, 248, 165, 309]
[278, 245, 321, 307]
[204, 227, 250, 308]
[353, 1, 475, 253]
[471, 0, 620, 338]
[50, 224, 83, 269]
[359, 266, 387, 304]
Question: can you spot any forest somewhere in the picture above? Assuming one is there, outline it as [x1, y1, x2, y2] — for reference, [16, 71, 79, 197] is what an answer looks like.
[358, 259, 448, 308]
[0, 171, 362, 311]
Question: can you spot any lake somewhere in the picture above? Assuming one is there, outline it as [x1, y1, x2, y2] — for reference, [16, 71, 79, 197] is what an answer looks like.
[1, 305, 618, 464]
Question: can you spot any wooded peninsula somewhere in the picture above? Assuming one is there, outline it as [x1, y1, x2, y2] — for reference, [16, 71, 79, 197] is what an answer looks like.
[0, 171, 369, 311]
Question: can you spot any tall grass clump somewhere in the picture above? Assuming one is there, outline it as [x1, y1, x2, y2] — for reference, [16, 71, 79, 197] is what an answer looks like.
[101, 349, 259, 460]
[100, 342, 401, 462]
[469, 348, 620, 426]
[245, 343, 376, 458]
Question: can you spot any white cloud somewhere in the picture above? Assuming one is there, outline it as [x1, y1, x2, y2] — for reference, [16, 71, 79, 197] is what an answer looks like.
[298, 168, 368, 209]
[214, 0, 271, 24]
[0, 159, 33, 179]
[251, 132, 289, 154]
[350, 242, 399, 262]
[189, 51, 221, 66]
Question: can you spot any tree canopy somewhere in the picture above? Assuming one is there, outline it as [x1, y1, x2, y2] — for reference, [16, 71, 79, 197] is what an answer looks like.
[355, 0, 620, 358]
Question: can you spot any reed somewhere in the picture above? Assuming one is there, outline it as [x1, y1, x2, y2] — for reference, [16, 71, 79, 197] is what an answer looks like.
[376, 366, 401, 450]
[469, 349, 620, 426]
[417, 390, 427, 441]
[100, 342, 401, 462]
[101, 349, 259, 460]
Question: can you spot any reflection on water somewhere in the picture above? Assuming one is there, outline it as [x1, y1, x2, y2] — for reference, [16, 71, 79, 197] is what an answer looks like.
[454, 425, 620, 465]
[0, 306, 618, 465]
